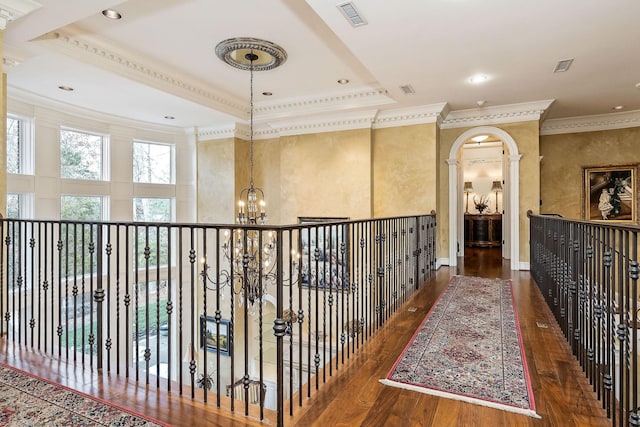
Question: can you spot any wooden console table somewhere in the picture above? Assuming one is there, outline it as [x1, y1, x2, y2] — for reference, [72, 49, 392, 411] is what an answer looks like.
[464, 214, 502, 248]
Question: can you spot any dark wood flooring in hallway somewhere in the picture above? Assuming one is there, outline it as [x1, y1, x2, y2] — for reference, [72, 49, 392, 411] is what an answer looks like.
[0, 248, 610, 426]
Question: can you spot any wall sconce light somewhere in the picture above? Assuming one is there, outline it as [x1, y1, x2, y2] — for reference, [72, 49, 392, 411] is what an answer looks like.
[463, 181, 474, 213]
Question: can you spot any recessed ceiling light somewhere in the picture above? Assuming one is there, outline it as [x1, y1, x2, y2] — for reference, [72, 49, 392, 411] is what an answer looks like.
[636, 82, 640, 89]
[102, 9, 122, 20]
[468, 74, 489, 84]
[471, 135, 489, 143]
[262, 91, 273, 96]
[164, 115, 175, 120]
[613, 105, 624, 110]
[58, 85, 74, 91]
[553, 58, 574, 73]
[337, 79, 349, 84]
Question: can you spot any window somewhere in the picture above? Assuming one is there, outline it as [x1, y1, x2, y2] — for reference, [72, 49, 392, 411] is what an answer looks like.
[60, 128, 107, 180]
[133, 141, 174, 184]
[6, 193, 33, 219]
[7, 114, 33, 175]
[133, 197, 172, 267]
[61, 195, 104, 221]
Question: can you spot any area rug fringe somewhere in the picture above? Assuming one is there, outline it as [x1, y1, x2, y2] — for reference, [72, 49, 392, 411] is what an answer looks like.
[379, 378, 541, 419]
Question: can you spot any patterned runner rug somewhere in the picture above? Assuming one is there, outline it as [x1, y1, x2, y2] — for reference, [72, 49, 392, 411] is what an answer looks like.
[0, 361, 170, 426]
[380, 275, 540, 418]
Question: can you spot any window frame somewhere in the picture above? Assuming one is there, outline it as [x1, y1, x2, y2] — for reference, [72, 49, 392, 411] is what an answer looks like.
[59, 127, 110, 182]
[132, 140, 175, 185]
[6, 113, 34, 175]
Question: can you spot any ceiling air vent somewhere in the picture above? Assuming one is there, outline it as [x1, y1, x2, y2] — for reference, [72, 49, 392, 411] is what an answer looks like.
[400, 84, 415, 95]
[553, 58, 574, 73]
[337, 1, 367, 27]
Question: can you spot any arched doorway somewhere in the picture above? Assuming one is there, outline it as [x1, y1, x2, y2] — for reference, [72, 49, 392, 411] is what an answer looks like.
[447, 126, 522, 270]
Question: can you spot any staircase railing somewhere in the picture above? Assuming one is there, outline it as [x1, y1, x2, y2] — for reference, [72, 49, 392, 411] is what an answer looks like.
[0, 214, 436, 426]
[529, 212, 640, 426]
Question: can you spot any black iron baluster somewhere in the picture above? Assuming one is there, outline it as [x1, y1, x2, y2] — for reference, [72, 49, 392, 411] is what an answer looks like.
[95, 224, 103, 370]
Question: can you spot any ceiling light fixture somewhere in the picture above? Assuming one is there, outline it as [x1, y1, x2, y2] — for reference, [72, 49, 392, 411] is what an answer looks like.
[102, 9, 122, 20]
[164, 115, 175, 120]
[469, 74, 489, 84]
[337, 78, 349, 84]
[58, 85, 74, 91]
[613, 105, 624, 110]
[553, 58, 574, 73]
[471, 135, 489, 143]
[209, 37, 289, 309]
[262, 91, 272, 96]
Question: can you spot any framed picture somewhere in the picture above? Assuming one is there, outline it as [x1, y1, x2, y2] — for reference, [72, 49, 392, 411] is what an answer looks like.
[200, 315, 231, 356]
[584, 165, 637, 222]
[298, 217, 349, 290]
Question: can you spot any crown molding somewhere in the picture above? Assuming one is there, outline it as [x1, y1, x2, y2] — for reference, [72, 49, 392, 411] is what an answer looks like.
[197, 110, 378, 141]
[440, 100, 555, 129]
[255, 88, 394, 120]
[0, 0, 41, 29]
[270, 110, 377, 136]
[540, 109, 640, 135]
[372, 103, 448, 129]
[34, 27, 248, 119]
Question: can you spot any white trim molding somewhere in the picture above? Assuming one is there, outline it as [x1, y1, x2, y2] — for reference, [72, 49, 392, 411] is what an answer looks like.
[441, 100, 555, 129]
[448, 126, 522, 270]
[0, 0, 41, 29]
[435, 258, 448, 269]
[541, 109, 640, 135]
[518, 262, 531, 271]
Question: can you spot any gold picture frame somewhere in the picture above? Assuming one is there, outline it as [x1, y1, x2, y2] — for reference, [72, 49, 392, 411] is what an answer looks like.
[584, 165, 637, 223]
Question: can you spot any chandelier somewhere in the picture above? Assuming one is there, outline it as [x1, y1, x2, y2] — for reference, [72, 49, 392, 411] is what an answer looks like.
[205, 38, 288, 309]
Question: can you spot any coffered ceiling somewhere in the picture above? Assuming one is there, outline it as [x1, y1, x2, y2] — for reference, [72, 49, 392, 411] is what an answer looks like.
[2, 0, 640, 133]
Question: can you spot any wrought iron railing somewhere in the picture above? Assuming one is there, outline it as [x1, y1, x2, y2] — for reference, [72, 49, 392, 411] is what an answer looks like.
[529, 212, 640, 426]
[0, 214, 436, 426]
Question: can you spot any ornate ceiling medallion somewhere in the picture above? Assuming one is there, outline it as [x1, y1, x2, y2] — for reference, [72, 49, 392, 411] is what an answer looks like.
[215, 37, 287, 72]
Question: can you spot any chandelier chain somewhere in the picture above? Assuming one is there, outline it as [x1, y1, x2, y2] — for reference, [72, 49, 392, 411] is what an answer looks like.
[249, 52, 255, 188]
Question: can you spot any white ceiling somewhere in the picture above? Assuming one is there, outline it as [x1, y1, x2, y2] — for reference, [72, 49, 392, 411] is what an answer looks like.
[3, 0, 640, 131]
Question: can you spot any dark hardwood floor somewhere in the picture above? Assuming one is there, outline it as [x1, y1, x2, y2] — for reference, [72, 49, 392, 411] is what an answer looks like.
[0, 248, 610, 426]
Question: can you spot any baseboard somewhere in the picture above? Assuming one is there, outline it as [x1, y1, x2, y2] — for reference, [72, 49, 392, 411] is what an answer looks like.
[436, 258, 449, 269]
[518, 262, 531, 271]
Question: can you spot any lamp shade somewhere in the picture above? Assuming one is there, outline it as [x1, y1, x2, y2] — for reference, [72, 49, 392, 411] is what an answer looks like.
[463, 181, 474, 193]
[490, 181, 503, 192]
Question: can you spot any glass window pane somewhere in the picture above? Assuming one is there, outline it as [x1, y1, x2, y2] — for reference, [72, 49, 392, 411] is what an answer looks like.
[6, 194, 20, 218]
[6, 117, 20, 174]
[61, 195, 102, 221]
[133, 198, 171, 222]
[133, 141, 172, 184]
[60, 129, 103, 180]
[133, 198, 172, 267]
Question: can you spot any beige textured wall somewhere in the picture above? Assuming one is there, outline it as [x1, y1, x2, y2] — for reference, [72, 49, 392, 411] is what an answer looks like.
[540, 127, 640, 220]
[196, 137, 236, 223]
[251, 137, 281, 224]
[372, 123, 437, 217]
[438, 121, 540, 265]
[278, 129, 372, 223]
